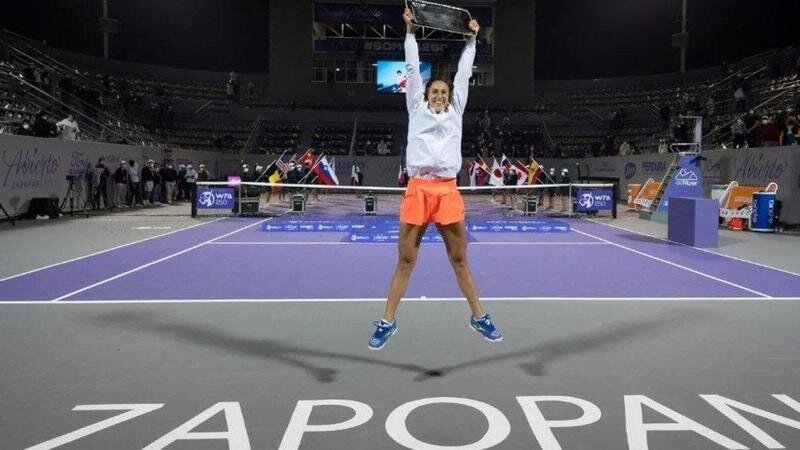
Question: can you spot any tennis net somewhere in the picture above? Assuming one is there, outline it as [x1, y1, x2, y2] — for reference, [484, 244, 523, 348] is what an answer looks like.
[191, 181, 618, 220]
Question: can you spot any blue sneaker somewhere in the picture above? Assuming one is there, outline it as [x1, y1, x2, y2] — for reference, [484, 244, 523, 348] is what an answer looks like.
[368, 319, 397, 350]
[470, 314, 502, 342]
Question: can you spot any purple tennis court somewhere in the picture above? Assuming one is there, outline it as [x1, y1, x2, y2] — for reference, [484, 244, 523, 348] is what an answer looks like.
[2, 215, 798, 302]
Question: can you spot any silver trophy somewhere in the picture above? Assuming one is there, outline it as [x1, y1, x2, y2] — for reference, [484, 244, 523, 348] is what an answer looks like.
[406, 0, 474, 35]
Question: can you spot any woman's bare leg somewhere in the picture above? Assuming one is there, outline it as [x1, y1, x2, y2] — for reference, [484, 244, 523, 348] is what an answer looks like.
[382, 222, 428, 322]
[436, 221, 484, 319]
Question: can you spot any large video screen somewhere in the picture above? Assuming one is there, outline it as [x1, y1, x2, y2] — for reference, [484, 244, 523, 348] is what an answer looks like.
[376, 60, 432, 94]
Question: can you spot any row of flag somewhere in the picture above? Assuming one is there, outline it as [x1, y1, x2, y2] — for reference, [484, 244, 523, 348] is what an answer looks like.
[467, 155, 543, 187]
[263, 148, 340, 190]
[261, 149, 544, 189]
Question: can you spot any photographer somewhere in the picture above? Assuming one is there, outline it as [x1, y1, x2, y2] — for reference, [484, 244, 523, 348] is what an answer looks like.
[91, 158, 110, 210]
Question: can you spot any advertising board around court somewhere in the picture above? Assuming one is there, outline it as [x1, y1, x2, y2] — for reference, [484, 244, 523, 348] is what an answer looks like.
[195, 187, 235, 215]
[537, 146, 800, 224]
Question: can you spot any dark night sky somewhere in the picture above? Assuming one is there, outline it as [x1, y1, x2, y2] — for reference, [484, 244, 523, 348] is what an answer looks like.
[1, 1, 797, 78]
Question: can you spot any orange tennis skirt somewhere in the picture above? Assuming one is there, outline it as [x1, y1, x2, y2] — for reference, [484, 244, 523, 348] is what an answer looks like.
[399, 177, 465, 225]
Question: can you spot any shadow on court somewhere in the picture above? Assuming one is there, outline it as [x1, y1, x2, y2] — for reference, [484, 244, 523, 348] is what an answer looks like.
[86, 308, 710, 383]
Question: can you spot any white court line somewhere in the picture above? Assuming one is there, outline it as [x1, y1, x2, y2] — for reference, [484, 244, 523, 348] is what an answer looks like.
[2, 296, 798, 305]
[587, 218, 800, 278]
[0, 217, 227, 283]
[51, 218, 272, 302]
[208, 241, 612, 246]
[570, 227, 772, 298]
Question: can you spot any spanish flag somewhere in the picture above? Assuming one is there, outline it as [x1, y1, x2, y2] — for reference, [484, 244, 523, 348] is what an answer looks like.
[528, 160, 541, 185]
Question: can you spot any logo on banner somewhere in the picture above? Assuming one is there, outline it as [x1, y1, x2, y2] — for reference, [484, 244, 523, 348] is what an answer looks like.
[674, 168, 699, 187]
[624, 163, 636, 180]
[642, 160, 667, 173]
[576, 189, 613, 211]
[578, 193, 596, 209]
[196, 188, 234, 209]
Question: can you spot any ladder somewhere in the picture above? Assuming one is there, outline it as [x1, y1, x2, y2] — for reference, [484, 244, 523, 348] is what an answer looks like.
[648, 151, 699, 212]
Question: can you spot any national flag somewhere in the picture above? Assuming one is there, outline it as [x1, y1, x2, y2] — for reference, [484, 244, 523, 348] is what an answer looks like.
[513, 160, 529, 186]
[298, 148, 315, 166]
[350, 163, 358, 185]
[469, 160, 490, 187]
[489, 157, 504, 186]
[397, 165, 404, 186]
[313, 156, 339, 185]
[275, 153, 293, 177]
[500, 154, 513, 168]
[528, 159, 542, 185]
[268, 170, 283, 193]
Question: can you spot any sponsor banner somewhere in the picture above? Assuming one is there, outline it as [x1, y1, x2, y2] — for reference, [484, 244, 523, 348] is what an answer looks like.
[196, 188, 235, 210]
[314, 3, 493, 27]
[576, 188, 614, 212]
[0, 135, 246, 217]
[537, 146, 800, 223]
[656, 154, 705, 213]
[313, 38, 492, 56]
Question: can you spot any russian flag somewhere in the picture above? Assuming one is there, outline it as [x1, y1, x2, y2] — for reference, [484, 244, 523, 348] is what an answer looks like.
[313, 156, 339, 185]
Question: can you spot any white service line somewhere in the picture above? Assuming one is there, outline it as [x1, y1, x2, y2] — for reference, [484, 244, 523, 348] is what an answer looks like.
[0, 217, 227, 283]
[570, 228, 773, 298]
[587, 218, 800, 278]
[208, 241, 612, 246]
[3, 296, 799, 305]
[51, 218, 272, 302]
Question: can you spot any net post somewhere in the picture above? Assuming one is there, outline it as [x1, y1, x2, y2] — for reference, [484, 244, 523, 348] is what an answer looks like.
[612, 182, 618, 219]
[568, 184, 573, 217]
[190, 183, 198, 218]
[238, 184, 242, 216]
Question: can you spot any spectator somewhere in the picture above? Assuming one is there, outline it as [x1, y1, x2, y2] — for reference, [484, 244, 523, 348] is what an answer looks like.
[141, 160, 155, 205]
[33, 111, 57, 138]
[160, 163, 178, 204]
[782, 114, 798, 146]
[755, 116, 781, 147]
[197, 164, 210, 182]
[657, 139, 669, 154]
[113, 161, 129, 208]
[56, 115, 79, 140]
[128, 160, 142, 206]
[247, 81, 255, 98]
[398, 167, 409, 187]
[355, 166, 364, 186]
[183, 164, 197, 200]
[734, 84, 747, 113]
[501, 165, 518, 206]
[91, 158, 110, 210]
[618, 140, 632, 156]
[731, 118, 746, 149]
[480, 109, 491, 132]
[15, 119, 34, 136]
[152, 162, 163, 204]
[176, 164, 187, 201]
[377, 139, 389, 155]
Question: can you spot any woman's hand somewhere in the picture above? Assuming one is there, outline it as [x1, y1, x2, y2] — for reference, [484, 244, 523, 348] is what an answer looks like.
[468, 19, 480, 35]
[404, 8, 417, 33]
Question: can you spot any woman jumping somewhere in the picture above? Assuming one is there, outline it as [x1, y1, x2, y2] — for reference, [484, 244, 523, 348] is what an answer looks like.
[369, 8, 502, 350]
